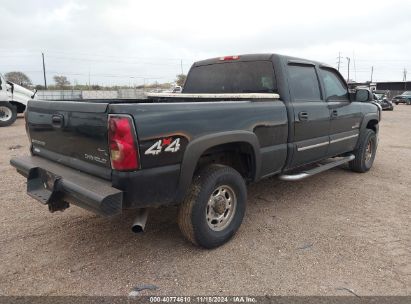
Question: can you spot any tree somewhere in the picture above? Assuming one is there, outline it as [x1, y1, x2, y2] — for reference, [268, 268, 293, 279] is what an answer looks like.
[4, 71, 32, 87]
[175, 74, 187, 87]
[53, 75, 70, 88]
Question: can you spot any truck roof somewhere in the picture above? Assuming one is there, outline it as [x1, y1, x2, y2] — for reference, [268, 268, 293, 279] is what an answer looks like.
[192, 53, 332, 69]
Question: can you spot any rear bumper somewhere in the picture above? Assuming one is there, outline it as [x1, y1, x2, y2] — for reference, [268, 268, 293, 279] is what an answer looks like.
[10, 155, 123, 216]
[112, 164, 181, 209]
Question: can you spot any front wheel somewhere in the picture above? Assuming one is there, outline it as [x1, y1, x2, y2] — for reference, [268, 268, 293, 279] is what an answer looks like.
[0, 102, 17, 127]
[349, 129, 377, 173]
[178, 164, 247, 249]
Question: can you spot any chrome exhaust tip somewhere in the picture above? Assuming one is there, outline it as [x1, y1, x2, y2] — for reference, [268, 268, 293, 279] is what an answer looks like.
[131, 208, 149, 233]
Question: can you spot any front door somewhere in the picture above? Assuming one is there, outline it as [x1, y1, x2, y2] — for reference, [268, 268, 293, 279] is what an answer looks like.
[318, 67, 362, 157]
[288, 64, 330, 168]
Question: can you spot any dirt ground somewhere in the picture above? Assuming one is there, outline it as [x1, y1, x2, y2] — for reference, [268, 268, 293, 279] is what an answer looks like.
[0, 107, 410, 296]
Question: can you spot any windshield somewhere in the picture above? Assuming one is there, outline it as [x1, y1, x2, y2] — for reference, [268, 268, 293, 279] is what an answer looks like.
[184, 61, 277, 93]
[401, 91, 411, 95]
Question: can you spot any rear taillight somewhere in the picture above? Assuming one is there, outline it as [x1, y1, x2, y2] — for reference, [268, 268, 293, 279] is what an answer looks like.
[108, 115, 139, 171]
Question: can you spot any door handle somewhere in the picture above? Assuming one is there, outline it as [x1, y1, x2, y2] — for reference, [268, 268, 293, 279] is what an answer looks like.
[331, 110, 338, 118]
[298, 111, 309, 121]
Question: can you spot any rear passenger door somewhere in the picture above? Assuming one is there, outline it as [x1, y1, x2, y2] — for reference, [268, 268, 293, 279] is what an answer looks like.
[318, 67, 362, 157]
[288, 63, 330, 168]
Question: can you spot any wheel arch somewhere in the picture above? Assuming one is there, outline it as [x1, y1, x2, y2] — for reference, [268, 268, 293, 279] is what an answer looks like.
[10, 101, 26, 113]
[175, 131, 260, 202]
[355, 113, 379, 150]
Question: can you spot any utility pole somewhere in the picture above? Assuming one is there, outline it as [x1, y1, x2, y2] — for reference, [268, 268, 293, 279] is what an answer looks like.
[353, 51, 357, 82]
[337, 52, 342, 71]
[42, 52, 47, 89]
[404, 68, 408, 90]
[180, 59, 184, 75]
[346, 57, 351, 83]
[371, 66, 374, 83]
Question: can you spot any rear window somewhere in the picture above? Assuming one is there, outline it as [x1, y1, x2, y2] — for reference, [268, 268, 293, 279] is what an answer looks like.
[288, 65, 321, 100]
[183, 61, 277, 93]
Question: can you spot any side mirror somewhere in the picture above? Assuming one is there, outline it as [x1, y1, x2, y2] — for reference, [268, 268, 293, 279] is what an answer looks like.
[355, 89, 372, 102]
[31, 89, 38, 99]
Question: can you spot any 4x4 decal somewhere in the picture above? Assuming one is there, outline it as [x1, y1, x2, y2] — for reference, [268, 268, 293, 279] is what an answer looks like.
[145, 137, 181, 155]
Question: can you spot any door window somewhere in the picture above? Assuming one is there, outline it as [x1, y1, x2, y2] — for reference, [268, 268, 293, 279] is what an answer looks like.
[320, 68, 349, 101]
[288, 65, 321, 100]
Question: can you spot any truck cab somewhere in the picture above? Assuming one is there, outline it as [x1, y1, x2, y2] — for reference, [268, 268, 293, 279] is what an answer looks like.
[0, 73, 36, 127]
[0, 74, 11, 101]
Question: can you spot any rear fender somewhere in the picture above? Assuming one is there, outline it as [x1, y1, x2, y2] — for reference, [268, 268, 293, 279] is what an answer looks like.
[175, 131, 260, 201]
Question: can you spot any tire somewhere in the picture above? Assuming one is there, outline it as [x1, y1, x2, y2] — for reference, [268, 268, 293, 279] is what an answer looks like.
[178, 164, 247, 249]
[349, 129, 377, 173]
[395, 102, 398, 105]
[0, 102, 17, 127]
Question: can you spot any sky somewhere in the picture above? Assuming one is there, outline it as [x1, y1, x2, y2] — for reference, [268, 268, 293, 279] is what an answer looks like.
[0, 0, 410, 86]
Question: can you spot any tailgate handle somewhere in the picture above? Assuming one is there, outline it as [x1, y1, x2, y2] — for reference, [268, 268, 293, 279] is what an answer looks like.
[51, 114, 64, 128]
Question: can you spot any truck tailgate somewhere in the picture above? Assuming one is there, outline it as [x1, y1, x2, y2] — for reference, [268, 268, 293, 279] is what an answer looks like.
[27, 100, 111, 179]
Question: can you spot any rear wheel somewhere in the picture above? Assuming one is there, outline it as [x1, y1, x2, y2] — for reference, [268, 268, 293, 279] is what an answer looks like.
[349, 129, 377, 173]
[0, 102, 17, 127]
[178, 164, 246, 249]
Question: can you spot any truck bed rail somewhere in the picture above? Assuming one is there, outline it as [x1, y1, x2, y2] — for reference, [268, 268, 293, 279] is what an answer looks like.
[146, 93, 281, 99]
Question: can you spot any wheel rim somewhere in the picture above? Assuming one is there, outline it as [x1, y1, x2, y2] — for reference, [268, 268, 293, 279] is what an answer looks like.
[365, 140, 373, 163]
[206, 185, 237, 231]
[0, 106, 12, 122]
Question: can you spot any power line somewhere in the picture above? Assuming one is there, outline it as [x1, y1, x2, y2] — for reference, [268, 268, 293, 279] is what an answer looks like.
[44, 55, 192, 67]
[0, 49, 196, 62]
[16, 70, 169, 79]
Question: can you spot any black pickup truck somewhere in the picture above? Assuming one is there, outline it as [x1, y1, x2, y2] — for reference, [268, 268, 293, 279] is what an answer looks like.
[11, 54, 380, 248]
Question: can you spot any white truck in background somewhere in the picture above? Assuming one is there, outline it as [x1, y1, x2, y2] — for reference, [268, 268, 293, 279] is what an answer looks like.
[0, 73, 36, 127]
